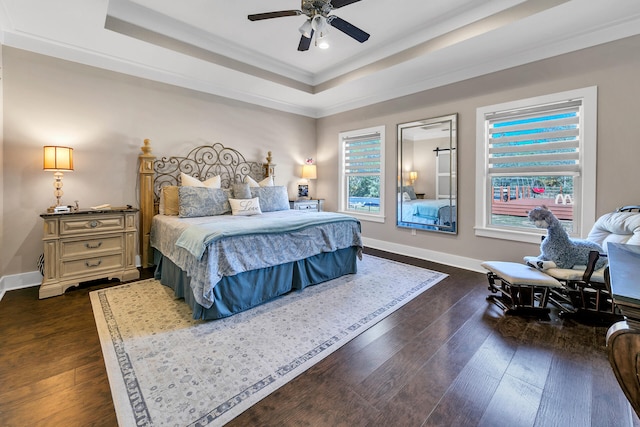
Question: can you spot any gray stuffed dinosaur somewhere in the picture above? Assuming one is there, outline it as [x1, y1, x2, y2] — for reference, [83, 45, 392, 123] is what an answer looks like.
[528, 206, 607, 270]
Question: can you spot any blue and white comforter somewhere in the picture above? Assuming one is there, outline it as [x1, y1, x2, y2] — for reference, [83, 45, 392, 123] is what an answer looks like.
[150, 210, 362, 308]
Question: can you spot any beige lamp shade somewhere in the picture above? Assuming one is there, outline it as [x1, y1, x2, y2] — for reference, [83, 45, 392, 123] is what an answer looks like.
[302, 164, 317, 180]
[43, 146, 74, 171]
[409, 171, 417, 182]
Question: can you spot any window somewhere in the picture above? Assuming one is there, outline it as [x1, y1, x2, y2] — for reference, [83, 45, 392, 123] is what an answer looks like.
[475, 87, 597, 243]
[338, 125, 385, 222]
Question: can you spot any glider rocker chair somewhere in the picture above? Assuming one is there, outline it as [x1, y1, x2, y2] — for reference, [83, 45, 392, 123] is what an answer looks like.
[484, 206, 640, 319]
[537, 206, 640, 319]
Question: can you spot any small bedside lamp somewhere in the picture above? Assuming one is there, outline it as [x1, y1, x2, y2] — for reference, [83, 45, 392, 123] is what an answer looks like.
[298, 158, 317, 199]
[43, 146, 74, 209]
[301, 164, 317, 180]
[409, 171, 417, 185]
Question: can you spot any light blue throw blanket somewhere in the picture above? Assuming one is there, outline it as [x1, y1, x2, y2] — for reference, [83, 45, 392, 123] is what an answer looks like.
[176, 211, 360, 259]
[410, 199, 452, 220]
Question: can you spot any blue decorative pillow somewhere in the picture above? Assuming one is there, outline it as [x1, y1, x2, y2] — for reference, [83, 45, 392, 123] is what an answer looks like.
[250, 186, 290, 212]
[232, 183, 251, 199]
[403, 186, 417, 200]
[178, 187, 231, 217]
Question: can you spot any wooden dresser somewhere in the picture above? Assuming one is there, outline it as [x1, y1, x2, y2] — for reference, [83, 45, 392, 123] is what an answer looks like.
[39, 208, 139, 298]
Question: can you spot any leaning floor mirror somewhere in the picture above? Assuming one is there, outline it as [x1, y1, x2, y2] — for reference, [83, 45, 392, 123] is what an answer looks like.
[397, 113, 457, 234]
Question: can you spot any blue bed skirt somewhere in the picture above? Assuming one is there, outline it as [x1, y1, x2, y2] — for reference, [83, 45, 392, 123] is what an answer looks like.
[154, 246, 359, 320]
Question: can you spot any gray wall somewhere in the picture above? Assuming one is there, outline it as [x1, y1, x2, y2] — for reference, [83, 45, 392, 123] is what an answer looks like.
[2, 35, 640, 280]
[1, 47, 316, 277]
[316, 35, 640, 267]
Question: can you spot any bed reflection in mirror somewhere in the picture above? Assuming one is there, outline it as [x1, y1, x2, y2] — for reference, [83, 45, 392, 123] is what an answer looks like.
[397, 114, 457, 233]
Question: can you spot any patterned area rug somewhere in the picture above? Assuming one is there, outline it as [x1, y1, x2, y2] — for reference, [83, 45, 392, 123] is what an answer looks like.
[90, 254, 447, 426]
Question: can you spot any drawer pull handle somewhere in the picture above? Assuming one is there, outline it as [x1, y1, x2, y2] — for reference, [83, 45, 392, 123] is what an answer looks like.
[85, 260, 102, 268]
[85, 242, 102, 249]
[89, 220, 99, 228]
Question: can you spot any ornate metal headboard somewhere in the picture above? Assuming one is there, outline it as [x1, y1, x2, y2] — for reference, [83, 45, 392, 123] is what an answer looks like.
[137, 139, 275, 267]
[153, 142, 273, 202]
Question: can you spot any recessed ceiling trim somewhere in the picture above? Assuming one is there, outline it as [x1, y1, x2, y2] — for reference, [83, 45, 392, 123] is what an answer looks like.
[1, 0, 639, 120]
[104, 15, 315, 94]
[314, 0, 571, 93]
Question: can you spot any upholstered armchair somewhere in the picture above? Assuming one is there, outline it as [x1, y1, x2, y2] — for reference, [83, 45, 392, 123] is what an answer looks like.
[525, 206, 640, 317]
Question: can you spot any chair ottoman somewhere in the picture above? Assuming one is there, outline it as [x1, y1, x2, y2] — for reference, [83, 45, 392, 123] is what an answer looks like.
[482, 261, 570, 319]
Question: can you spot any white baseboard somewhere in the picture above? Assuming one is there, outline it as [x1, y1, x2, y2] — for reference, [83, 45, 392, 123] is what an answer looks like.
[362, 237, 486, 273]
[0, 270, 42, 301]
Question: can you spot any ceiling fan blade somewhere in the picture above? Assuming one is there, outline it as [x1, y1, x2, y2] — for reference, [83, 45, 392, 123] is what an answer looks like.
[330, 0, 362, 9]
[248, 10, 300, 21]
[297, 30, 314, 51]
[328, 16, 370, 43]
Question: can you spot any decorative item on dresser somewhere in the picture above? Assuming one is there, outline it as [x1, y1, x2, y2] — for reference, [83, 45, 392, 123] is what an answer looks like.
[298, 157, 317, 199]
[289, 199, 324, 212]
[39, 208, 139, 298]
[43, 145, 74, 213]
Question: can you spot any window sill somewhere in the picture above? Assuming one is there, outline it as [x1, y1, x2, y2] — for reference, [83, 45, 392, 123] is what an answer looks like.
[474, 226, 544, 244]
[339, 210, 385, 223]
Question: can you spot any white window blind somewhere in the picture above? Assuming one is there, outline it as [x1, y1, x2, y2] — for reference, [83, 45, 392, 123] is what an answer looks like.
[475, 86, 597, 243]
[339, 125, 385, 222]
[343, 131, 381, 177]
[486, 100, 582, 176]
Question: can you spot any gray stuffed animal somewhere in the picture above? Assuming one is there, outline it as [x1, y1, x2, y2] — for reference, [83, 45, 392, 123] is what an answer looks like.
[528, 206, 607, 270]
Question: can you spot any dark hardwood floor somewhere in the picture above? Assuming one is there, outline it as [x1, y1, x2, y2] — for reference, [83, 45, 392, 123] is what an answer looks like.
[1, 248, 638, 426]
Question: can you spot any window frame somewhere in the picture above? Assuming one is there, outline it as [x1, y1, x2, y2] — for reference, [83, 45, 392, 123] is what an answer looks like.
[338, 125, 386, 223]
[474, 86, 597, 243]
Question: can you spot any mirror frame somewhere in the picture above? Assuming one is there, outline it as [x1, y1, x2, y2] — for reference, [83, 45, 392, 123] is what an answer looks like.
[397, 113, 457, 234]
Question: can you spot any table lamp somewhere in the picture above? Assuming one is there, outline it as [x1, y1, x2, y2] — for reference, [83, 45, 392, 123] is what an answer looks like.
[43, 145, 74, 211]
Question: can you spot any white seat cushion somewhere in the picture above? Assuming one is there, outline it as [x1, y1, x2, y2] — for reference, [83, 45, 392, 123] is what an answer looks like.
[481, 261, 564, 288]
[542, 266, 606, 283]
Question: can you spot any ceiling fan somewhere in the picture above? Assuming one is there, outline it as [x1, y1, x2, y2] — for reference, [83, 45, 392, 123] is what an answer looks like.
[248, 0, 370, 51]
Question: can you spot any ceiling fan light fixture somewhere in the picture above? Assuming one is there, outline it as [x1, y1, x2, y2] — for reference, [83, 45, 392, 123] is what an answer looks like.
[298, 19, 312, 38]
[249, 0, 368, 52]
[311, 15, 330, 49]
[311, 14, 326, 32]
[316, 32, 330, 49]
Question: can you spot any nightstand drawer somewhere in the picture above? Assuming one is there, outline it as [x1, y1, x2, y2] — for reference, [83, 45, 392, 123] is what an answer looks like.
[60, 253, 124, 278]
[59, 215, 125, 235]
[60, 234, 124, 259]
[295, 203, 317, 211]
[289, 200, 323, 212]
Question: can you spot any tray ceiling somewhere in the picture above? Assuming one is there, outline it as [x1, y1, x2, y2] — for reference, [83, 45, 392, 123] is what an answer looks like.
[1, 0, 639, 117]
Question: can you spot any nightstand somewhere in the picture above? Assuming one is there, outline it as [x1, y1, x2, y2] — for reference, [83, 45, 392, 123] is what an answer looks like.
[289, 199, 324, 212]
[39, 208, 140, 298]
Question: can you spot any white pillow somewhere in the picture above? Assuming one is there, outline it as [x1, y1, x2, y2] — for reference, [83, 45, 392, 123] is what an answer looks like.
[245, 175, 273, 188]
[229, 197, 262, 216]
[402, 192, 412, 202]
[180, 172, 221, 188]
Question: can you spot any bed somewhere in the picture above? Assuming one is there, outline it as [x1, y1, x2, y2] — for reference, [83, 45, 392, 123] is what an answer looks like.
[138, 139, 362, 320]
[399, 198, 456, 228]
[397, 185, 456, 231]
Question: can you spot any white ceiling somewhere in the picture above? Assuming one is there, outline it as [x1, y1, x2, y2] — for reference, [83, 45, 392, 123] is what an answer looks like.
[1, 0, 640, 118]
